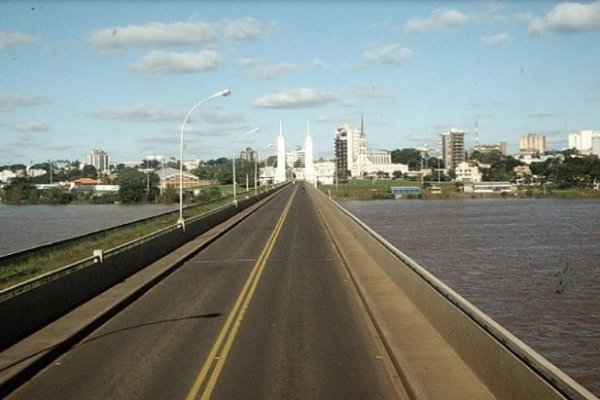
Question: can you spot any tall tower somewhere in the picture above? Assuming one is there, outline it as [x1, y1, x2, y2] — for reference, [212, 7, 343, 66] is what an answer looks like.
[274, 121, 287, 183]
[304, 121, 315, 184]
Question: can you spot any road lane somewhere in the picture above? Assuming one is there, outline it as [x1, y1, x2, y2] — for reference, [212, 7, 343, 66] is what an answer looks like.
[8, 184, 400, 399]
[206, 184, 399, 399]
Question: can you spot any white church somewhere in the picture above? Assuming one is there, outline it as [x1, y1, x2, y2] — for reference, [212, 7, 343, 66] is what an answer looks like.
[260, 117, 403, 186]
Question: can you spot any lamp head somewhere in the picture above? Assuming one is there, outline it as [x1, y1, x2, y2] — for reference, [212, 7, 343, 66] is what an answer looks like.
[220, 89, 232, 97]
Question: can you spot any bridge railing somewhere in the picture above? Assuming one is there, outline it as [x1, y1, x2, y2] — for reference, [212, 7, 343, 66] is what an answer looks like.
[315, 187, 596, 400]
[0, 183, 287, 351]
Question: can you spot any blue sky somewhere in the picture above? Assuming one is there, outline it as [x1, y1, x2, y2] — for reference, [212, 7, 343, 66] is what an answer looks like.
[1, 0, 599, 165]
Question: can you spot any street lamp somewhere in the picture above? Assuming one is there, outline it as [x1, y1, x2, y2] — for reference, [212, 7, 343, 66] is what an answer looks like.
[233, 128, 260, 206]
[255, 144, 274, 192]
[178, 89, 231, 229]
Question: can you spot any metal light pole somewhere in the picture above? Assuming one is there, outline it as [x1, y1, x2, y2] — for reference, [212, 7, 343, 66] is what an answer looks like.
[232, 128, 260, 206]
[178, 89, 231, 229]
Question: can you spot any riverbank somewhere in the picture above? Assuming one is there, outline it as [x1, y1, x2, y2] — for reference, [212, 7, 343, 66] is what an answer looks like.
[318, 180, 600, 201]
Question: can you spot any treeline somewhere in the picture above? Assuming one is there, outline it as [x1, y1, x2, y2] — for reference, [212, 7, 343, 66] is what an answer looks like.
[390, 147, 600, 189]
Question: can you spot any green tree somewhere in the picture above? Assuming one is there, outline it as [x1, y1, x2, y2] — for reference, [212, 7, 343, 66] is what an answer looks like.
[117, 167, 146, 203]
[4, 177, 31, 204]
[82, 164, 98, 179]
[391, 148, 421, 169]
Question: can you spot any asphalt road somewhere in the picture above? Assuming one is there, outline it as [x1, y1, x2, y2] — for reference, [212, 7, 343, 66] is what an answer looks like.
[8, 184, 399, 400]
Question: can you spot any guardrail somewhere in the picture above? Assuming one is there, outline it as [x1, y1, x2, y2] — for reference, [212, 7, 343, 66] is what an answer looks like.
[0, 184, 286, 351]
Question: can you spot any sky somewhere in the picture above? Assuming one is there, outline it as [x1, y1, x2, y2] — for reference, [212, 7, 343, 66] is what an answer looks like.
[1, 0, 600, 165]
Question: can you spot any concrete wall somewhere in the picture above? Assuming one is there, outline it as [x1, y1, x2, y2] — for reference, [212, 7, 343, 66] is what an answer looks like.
[0, 188, 280, 351]
[313, 190, 593, 400]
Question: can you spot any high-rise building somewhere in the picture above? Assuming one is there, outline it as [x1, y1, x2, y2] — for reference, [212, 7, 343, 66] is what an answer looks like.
[334, 116, 404, 178]
[440, 129, 465, 170]
[568, 130, 600, 154]
[86, 149, 109, 172]
[334, 125, 351, 178]
[519, 134, 546, 156]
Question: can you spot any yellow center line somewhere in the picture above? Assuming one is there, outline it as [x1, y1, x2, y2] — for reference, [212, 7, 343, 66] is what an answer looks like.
[186, 186, 297, 400]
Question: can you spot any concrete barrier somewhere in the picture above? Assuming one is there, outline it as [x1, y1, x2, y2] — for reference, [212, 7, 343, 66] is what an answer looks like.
[0, 186, 284, 351]
[313, 188, 596, 400]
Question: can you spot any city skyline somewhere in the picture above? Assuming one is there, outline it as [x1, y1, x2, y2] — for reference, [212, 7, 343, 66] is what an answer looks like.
[2, 1, 600, 165]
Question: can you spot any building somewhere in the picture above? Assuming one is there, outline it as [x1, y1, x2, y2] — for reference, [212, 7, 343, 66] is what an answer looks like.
[155, 167, 201, 189]
[334, 116, 407, 179]
[463, 182, 515, 193]
[519, 134, 545, 156]
[455, 161, 482, 183]
[239, 147, 257, 163]
[473, 142, 508, 156]
[314, 160, 335, 184]
[183, 159, 200, 171]
[440, 128, 465, 170]
[593, 136, 600, 156]
[513, 165, 532, 177]
[286, 146, 305, 168]
[568, 130, 600, 155]
[86, 149, 109, 172]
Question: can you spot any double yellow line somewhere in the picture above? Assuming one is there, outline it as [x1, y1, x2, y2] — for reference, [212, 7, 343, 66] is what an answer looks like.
[186, 188, 296, 400]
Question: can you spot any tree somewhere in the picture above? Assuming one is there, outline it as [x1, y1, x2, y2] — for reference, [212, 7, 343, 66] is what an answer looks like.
[82, 164, 98, 179]
[4, 177, 30, 204]
[117, 167, 146, 203]
[391, 148, 421, 169]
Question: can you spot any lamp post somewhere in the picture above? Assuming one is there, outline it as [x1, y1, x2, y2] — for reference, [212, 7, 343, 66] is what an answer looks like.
[232, 128, 260, 206]
[178, 89, 231, 229]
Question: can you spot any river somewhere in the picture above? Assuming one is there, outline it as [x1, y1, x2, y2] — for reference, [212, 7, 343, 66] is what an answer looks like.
[0, 200, 598, 395]
[340, 198, 600, 396]
[0, 203, 178, 256]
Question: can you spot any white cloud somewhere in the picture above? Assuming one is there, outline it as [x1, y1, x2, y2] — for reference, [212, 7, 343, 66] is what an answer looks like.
[0, 94, 48, 111]
[223, 17, 266, 41]
[10, 121, 50, 132]
[529, 1, 600, 34]
[87, 21, 217, 49]
[133, 50, 221, 74]
[236, 58, 296, 79]
[481, 32, 512, 46]
[89, 105, 181, 122]
[0, 31, 38, 50]
[362, 44, 414, 65]
[404, 9, 469, 33]
[251, 88, 338, 109]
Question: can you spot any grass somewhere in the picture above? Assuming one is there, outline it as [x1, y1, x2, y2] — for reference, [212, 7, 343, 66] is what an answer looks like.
[319, 180, 600, 201]
[0, 195, 234, 291]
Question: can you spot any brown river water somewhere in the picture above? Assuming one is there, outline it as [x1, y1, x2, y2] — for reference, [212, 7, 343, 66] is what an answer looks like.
[1, 200, 598, 394]
[340, 198, 600, 396]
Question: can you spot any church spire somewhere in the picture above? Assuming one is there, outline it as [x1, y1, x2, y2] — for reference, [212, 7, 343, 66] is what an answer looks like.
[360, 113, 365, 138]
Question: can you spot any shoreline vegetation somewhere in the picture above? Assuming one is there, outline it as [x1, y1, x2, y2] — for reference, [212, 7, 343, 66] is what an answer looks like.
[318, 180, 600, 201]
[0, 194, 235, 290]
